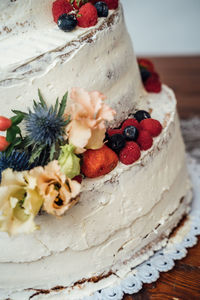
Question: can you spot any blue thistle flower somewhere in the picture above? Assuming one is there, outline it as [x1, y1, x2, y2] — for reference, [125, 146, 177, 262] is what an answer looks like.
[0, 151, 33, 182]
[23, 90, 69, 164]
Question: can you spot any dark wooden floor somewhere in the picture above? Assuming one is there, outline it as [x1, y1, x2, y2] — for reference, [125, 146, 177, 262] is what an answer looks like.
[123, 56, 200, 300]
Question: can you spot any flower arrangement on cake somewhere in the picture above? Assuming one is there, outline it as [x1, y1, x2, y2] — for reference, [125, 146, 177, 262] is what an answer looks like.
[0, 59, 163, 235]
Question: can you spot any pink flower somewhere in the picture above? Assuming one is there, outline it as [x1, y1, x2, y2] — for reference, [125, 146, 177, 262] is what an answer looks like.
[65, 88, 116, 154]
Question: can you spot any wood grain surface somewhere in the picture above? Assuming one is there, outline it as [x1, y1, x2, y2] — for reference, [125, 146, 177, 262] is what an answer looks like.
[123, 56, 200, 300]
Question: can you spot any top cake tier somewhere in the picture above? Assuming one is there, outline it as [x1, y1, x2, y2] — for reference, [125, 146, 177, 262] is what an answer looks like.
[0, 1, 143, 126]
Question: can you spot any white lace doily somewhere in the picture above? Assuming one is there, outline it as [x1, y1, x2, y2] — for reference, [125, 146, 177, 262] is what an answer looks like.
[82, 118, 200, 300]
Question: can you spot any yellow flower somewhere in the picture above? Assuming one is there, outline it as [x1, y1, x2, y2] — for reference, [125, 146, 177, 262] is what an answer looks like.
[0, 169, 44, 235]
[31, 161, 81, 216]
[65, 88, 116, 154]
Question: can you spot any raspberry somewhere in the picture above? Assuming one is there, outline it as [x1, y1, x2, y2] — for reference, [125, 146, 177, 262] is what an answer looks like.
[107, 128, 123, 137]
[52, 0, 73, 23]
[119, 142, 141, 165]
[0, 116, 12, 131]
[77, 3, 98, 28]
[138, 58, 155, 72]
[137, 130, 153, 151]
[144, 72, 162, 93]
[0, 136, 10, 152]
[140, 119, 162, 137]
[121, 118, 140, 130]
[103, 0, 119, 9]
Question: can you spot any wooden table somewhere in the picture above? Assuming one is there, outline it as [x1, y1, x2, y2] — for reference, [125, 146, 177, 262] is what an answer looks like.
[124, 56, 200, 300]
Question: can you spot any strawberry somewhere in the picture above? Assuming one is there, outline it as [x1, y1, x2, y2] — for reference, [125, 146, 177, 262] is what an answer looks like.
[67, 0, 87, 9]
[138, 58, 155, 72]
[103, 0, 119, 9]
[107, 128, 123, 137]
[0, 116, 12, 131]
[140, 119, 162, 137]
[144, 72, 162, 93]
[0, 136, 10, 152]
[121, 118, 140, 131]
[52, 0, 73, 23]
[77, 3, 98, 28]
[119, 142, 141, 165]
[137, 130, 153, 151]
[81, 145, 118, 178]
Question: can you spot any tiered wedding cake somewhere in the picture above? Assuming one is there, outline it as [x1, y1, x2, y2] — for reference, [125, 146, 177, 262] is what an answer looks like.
[0, 1, 192, 299]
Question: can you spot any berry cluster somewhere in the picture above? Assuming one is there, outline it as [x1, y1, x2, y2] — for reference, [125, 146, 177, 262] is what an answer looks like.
[52, 0, 119, 32]
[0, 117, 12, 151]
[106, 110, 162, 165]
[138, 59, 162, 93]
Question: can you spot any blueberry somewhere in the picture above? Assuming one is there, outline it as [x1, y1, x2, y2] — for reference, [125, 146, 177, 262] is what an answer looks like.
[134, 110, 151, 123]
[57, 14, 77, 32]
[139, 66, 151, 83]
[95, 2, 109, 18]
[107, 134, 126, 152]
[123, 126, 139, 141]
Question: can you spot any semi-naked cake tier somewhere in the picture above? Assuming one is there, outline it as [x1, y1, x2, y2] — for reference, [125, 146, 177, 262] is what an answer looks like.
[0, 1, 192, 300]
[0, 1, 142, 127]
[0, 86, 192, 300]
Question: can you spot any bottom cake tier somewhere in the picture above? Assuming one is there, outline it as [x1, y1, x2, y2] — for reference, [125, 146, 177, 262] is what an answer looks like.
[0, 85, 192, 300]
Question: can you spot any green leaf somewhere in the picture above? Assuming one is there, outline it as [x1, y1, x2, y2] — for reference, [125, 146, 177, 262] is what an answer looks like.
[49, 143, 56, 161]
[6, 125, 21, 143]
[54, 98, 59, 113]
[29, 145, 45, 164]
[63, 115, 71, 126]
[38, 89, 47, 109]
[5, 137, 22, 157]
[11, 112, 26, 125]
[58, 92, 68, 117]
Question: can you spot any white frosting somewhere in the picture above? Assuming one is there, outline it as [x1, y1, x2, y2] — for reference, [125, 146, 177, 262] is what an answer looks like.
[0, 2, 143, 127]
[0, 86, 192, 299]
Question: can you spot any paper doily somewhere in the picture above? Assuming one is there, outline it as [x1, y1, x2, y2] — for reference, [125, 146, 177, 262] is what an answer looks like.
[83, 155, 200, 300]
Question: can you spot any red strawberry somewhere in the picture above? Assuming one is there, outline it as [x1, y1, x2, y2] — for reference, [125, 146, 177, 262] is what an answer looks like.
[144, 72, 161, 93]
[103, 0, 119, 9]
[0, 136, 10, 152]
[138, 58, 155, 72]
[140, 119, 162, 137]
[67, 0, 86, 9]
[77, 3, 98, 28]
[119, 142, 141, 165]
[107, 128, 123, 137]
[73, 175, 83, 183]
[52, 0, 73, 23]
[137, 130, 153, 151]
[0, 116, 12, 131]
[121, 118, 140, 131]
[81, 145, 118, 178]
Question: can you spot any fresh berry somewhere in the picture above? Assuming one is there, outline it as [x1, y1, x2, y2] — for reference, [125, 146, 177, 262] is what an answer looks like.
[95, 2, 109, 17]
[0, 116, 12, 131]
[139, 66, 151, 83]
[134, 110, 151, 123]
[137, 130, 153, 151]
[123, 126, 139, 141]
[103, 0, 119, 9]
[140, 119, 162, 137]
[107, 128, 123, 137]
[121, 118, 140, 130]
[73, 174, 83, 183]
[58, 14, 77, 31]
[107, 134, 126, 152]
[138, 58, 154, 72]
[0, 136, 10, 152]
[77, 3, 98, 28]
[144, 72, 162, 93]
[81, 145, 118, 178]
[52, 0, 73, 23]
[119, 142, 141, 165]
[67, 0, 86, 10]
